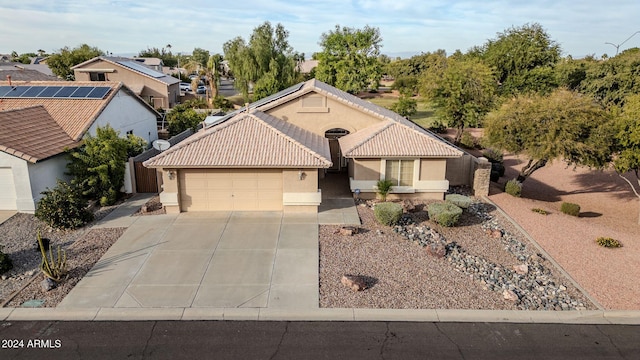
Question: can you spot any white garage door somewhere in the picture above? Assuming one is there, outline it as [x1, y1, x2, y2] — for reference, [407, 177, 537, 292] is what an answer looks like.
[0, 168, 17, 210]
[179, 169, 283, 211]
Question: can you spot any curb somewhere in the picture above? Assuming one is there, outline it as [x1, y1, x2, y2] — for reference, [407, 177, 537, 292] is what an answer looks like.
[1, 307, 638, 324]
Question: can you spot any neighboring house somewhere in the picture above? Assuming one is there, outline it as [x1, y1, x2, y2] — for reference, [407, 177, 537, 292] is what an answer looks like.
[132, 57, 163, 72]
[0, 62, 56, 77]
[144, 79, 464, 214]
[0, 81, 161, 212]
[72, 56, 180, 109]
[297, 59, 319, 75]
[0, 68, 59, 81]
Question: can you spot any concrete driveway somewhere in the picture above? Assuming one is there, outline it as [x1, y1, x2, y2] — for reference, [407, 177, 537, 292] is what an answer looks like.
[59, 211, 319, 309]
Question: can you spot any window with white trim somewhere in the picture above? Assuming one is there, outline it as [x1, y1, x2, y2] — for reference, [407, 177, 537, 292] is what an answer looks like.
[385, 160, 414, 186]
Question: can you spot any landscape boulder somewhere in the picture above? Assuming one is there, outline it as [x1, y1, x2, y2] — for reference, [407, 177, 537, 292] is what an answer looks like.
[341, 275, 367, 291]
[426, 243, 447, 258]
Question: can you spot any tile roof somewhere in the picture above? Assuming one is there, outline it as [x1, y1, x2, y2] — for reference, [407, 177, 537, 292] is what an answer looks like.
[0, 80, 122, 141]
[0, 69, 58, 81]
[339, 120, 463, 158]
[0, 106, 81, 162]
[145, 110, 332, 168]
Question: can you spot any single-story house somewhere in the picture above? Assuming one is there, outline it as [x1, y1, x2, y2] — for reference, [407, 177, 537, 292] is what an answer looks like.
[0, 81, 161, 212]
[72, 56, 180, 109]
[144, 79, 464, 214]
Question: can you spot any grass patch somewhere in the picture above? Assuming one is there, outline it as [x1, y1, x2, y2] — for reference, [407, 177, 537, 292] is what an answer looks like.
[596, 237, 622, 248]
[366, 97, 438, 128]
[226, 94, 246, 107]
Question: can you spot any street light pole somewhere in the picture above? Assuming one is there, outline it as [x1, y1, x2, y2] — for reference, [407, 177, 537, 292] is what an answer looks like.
[605, 30, 640, 56]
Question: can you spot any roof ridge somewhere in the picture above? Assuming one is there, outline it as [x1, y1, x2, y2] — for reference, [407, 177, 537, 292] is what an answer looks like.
[0, 104, 46, 114]
[250, 111, 332, 167]
[342, 120, 394, 155]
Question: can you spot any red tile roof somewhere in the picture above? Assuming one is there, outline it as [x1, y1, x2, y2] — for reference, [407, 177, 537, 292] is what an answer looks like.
[0, 106, 80, 162]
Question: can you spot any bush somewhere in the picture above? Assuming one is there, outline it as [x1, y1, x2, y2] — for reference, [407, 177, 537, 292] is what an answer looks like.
[212, 96, 234, 111]
[0, 246, 12, 274]
[531, 208, 549, 215]
[428, 202, 463, 227]
[389, 95, 418, 117]
[491, 162, 505, 177]
[504, 179, 522, 197]
[35, 181, 94, 229]
[374, 202, 403, 226]
[376, 179, 394, 201]
[560, 202, 580, 217]
[445, 194, 472, 209]
[482, 148, 504, 163]
[595, 237, 622, 248]
[459, 131, 478, 149]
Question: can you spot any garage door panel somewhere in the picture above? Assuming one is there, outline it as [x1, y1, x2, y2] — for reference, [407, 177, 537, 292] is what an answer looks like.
[179, 169, 283, 212]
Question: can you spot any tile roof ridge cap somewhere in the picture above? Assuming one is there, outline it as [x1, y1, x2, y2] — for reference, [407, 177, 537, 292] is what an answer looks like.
[0, 104, 46, 114]
[342, 120, 394, 152]
[251, 111, 331, 166]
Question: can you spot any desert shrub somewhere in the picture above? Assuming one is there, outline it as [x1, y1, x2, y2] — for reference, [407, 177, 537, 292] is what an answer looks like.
[504, 179, 522, 197]
[389, 95, 417, 117]
[374, 202, 403, 226]
[491, 162, 505, 178]
[482, 148, 504, 163]
[459, 131, 478, 149]
[560, 202, 581, 217]
[595, 237, 622, 248]
[428, 121, 447, 134]
[212, 96, 234, 111]
[531, 208, 549, 215]
[428, 202, 463, 227]
[445, 194, 472, 209]
[0, 246, 12, 274]
[376, 179, 394, 201]
[490, 169, 501, 182]
[35, 181, 94, 229]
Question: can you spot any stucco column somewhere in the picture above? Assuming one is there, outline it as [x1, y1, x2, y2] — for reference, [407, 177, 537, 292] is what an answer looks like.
[473, 157, 491, 197]
[159, 168, 180, 214]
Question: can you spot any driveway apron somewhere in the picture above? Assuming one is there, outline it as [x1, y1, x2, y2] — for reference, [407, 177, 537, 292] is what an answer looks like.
[59, 211, 319, 310]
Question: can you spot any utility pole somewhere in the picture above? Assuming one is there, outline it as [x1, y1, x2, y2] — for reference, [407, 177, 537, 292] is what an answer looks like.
[605, 30, 640, 56]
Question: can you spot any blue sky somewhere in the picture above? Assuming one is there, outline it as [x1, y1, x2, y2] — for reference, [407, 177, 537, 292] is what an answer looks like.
[1, 0, 639, 58]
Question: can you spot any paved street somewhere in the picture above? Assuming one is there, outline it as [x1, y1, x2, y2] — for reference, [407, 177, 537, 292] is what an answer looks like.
[0, 321, 638, 359]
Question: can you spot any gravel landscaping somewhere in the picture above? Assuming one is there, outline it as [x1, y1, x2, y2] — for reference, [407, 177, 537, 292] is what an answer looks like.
[319, 196, 596, 310]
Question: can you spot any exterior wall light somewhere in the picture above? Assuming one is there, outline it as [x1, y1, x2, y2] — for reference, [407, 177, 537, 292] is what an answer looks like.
[167, 170, 176, 180]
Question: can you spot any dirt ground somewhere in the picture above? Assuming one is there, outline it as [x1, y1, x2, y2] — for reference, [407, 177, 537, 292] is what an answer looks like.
[488, 156, 639, 310]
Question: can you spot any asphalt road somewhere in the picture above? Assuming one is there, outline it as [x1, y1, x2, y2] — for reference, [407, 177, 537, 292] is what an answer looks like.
[1, 321, 638, 359]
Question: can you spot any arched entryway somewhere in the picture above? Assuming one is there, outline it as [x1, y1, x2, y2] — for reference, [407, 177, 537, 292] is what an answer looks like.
[324, 128, 349, 172]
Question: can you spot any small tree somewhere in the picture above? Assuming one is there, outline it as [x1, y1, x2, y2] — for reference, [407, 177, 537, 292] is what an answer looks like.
[485, 89, 611, 184]
[612, 94, 640, 223]
[46, 44, 105, 80]
[166, 103, 207, 136]
[67, 125, 146, 206]
[35, 181, 94, 229]
[376, 179, 394, 201]
[390, 95, 417, 117]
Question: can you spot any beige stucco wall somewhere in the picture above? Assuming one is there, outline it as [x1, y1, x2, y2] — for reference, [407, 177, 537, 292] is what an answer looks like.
[266, 92, 384, 136]
[282, 168, 317, 192]
[354, 159, 380, 181]
[159, 168, 180, 213]
[419, 159, 446, 181]
[74, 60, 178, 108]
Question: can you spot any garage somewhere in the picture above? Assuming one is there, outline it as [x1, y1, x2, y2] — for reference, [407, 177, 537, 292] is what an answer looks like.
[179, 169, 283, 211]
[0, 167, 17, 210]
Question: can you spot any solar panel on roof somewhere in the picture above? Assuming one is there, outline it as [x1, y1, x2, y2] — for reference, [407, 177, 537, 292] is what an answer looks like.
[20, 86, 46, 97]
[38, 86, 63, 97]
[69, 86, 93, 98]
[53, 86, 78, 98]
[117, 60, 164, 78]
[0, 86, 13, 97]
[3, 86, 30, 97]
[87, 87, 111, 99]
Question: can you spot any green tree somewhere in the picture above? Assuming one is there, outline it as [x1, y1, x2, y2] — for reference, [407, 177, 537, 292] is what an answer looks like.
[485, 89, 611, 184]
[476, 23, 561, 96]
[421, 57, 496, 144]
[580, 48, 640, 107]
[46, 44, 105, 80]
[316, 25, 383, 93]
[166, 103, 207, 136]
[138, 46, 177, 67]
[223, 21, 301, 101]
[612, 94, 640, 223]
[389, 95, 417, 117]
[11, 52, 36, 64]
[66, 125, 146, 206]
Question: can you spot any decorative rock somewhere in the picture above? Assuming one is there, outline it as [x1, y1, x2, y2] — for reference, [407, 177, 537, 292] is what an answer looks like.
[341, 275, 367, 291]
[339, 226, 359, 236]
[503, 289, 518, 302]
[41, 278, 57, 292]
[376, 229, 383, 235]
[513, 264, 528, 275]
[426, 243, 447, 258]
[402, 199, 415, 212]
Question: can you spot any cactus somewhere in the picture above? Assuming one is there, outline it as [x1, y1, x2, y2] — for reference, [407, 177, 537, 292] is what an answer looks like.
[37, 230, 67, 282]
